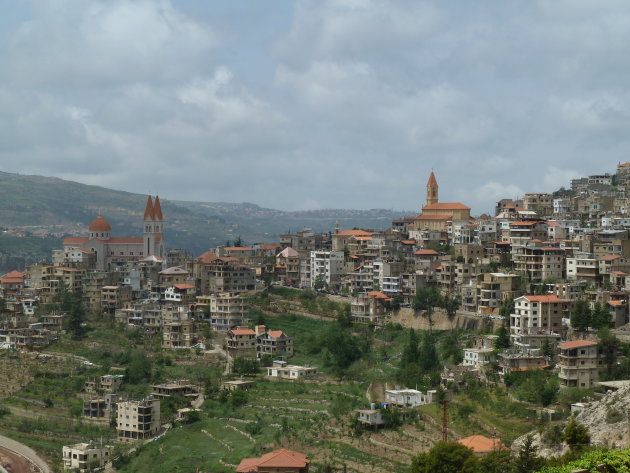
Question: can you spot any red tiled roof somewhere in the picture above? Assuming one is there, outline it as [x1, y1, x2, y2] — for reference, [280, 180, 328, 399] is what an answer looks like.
[267, 330, 285, 339]
[401, 240, 416, 245]
[88, 215, 111, 232]
[457, 435, 506, 453]
[422, 202, 470, 210]
[415, 214, 453, 220]
[560, 340, 598, 349]
[225, 247, 253, 251]
[510, 221, 541, 226]
[415, 249, 439, 256]
[522, 295, 562, 303]
[427, 171, 438, 187]
[236, 449, 309, 472]
[197, 251, 218, 263]
[144, 195, 155, 220]
[601, 254, 621, 261]
[174, 284, 195, 290]
[336, 229, 372, 237]
[366, 291, 392, 301]
[259, 243, 281, 250]
[1, 270, 24, 284]
[230, 329, 255, 336]
[611, 271, 628, 276]
[153, 195, 163, 220]
[609, 300, 626, 306]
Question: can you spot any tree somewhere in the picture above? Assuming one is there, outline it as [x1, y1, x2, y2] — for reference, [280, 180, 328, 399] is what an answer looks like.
[495, 323, 510, 349]
[478, 449, 512, 473]
[564, 417, 590, 452]
[413, 287, 441, 331]
[234, 235, 243, 247]
[598, 329, 619, 378]
[513, 434, 544, 473]
[571, 299, 591, 331]
[541, 338, 555, 360]
[411, 441, 479, 473]
[591, 302, 611, 330]
[499, 298, 515, 320]
[124, 350, 152, 383]
[441, 294, 460, 327]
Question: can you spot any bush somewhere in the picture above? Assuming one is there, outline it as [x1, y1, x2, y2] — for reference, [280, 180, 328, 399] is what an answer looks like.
[606, 407, 624, 424]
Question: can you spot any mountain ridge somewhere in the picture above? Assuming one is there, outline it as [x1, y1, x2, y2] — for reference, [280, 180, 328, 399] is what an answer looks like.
[0, 171, 412, 267]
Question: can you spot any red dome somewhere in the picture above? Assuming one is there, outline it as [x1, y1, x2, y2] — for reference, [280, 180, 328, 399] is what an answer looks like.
[89, 216, 111, 232]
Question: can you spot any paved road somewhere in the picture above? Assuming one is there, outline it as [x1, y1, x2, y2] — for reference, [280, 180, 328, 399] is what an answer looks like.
[0, 433, 51, 473]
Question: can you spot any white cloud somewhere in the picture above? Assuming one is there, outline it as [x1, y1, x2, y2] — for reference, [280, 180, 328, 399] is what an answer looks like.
[4, 0, 218, 86]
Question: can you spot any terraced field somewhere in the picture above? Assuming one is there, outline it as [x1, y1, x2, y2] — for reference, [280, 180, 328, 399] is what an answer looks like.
[117, 379, 441, 473]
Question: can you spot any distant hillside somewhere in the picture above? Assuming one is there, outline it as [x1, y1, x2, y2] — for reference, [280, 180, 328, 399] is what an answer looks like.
[0, 171, 410, 269]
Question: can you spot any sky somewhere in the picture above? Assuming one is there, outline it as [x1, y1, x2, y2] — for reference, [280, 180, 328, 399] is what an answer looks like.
[1, 0, 629, 215]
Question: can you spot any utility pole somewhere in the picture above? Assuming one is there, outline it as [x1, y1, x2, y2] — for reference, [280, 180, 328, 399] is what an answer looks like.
[441, 400, 449, 442]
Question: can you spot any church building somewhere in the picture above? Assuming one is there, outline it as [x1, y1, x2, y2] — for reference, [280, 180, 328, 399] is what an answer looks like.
[63, 196, 165, 271]
[411, 172, 471, 232]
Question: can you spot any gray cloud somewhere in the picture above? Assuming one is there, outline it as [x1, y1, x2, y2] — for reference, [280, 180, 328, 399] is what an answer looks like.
[0, 0, 629, 215]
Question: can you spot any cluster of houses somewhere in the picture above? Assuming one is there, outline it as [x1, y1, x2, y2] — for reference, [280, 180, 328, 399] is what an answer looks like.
[8, 165, 630, 471]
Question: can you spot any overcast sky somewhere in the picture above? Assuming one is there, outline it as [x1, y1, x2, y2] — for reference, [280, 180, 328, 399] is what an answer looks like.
[1, 0, 629, 215]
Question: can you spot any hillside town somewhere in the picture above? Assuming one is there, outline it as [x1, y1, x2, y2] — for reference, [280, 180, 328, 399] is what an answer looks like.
[3, 165, 630, 472]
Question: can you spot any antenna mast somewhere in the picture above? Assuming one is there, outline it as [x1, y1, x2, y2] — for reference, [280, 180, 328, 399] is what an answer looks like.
[441, 400, 449, 442]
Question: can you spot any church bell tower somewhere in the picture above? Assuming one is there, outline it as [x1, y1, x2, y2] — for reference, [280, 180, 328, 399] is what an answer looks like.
[426, 171, 439, 206]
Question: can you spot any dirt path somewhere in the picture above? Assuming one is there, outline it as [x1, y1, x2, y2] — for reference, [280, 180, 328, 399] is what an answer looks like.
[0, 434, 51, 473]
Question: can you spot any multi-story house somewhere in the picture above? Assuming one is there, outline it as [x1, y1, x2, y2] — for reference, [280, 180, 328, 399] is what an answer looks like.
[558, 340, 601, 388]
[512, 243, 565, 282]
[195, 292, 247, 331]
[256, 329, 293, 360]
[508, 221, 549, 247]
[523, 193, 553, 216]
[350, 291, 391, 325]
[476, 272, 521, 313]
[509, 295, 567, 349]
[276, 247, 301, 283]
[162, 319, 198, 349]
[190, 254, 256, 294]
[226, 327, 257, 358]
[308, 251, 344, 289]
[101, 285, 133, 314]
[62, 442, 113, 472]
[566, 252, 599, 283]
[116, 397, 161, 442]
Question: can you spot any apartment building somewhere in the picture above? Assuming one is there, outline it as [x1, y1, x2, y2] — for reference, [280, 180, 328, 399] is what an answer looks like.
[308, 250, 344, 289]
[510, 295, 567, 348]
[566, 252, 599, 283]
[476, 273, 521, 312]
[558, 340, 601, 388]
[117, 397, 160, 442]
[195, 292, 247, 331]
[512, 244, 565, 282]
[523, 193, 553, 216]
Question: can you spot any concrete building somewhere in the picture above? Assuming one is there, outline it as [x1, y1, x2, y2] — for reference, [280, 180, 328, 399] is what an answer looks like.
[116, 397, 161, 442]
[510, 295, 567, 348]
[62, 442, 113, 472]
[308, 250, 344, 289]
[558, 340, 601, 388]
[267, 361, 317, 379]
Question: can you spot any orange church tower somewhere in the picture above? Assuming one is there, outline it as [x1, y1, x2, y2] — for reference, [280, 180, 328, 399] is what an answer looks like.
[426, 171, 439, 206]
